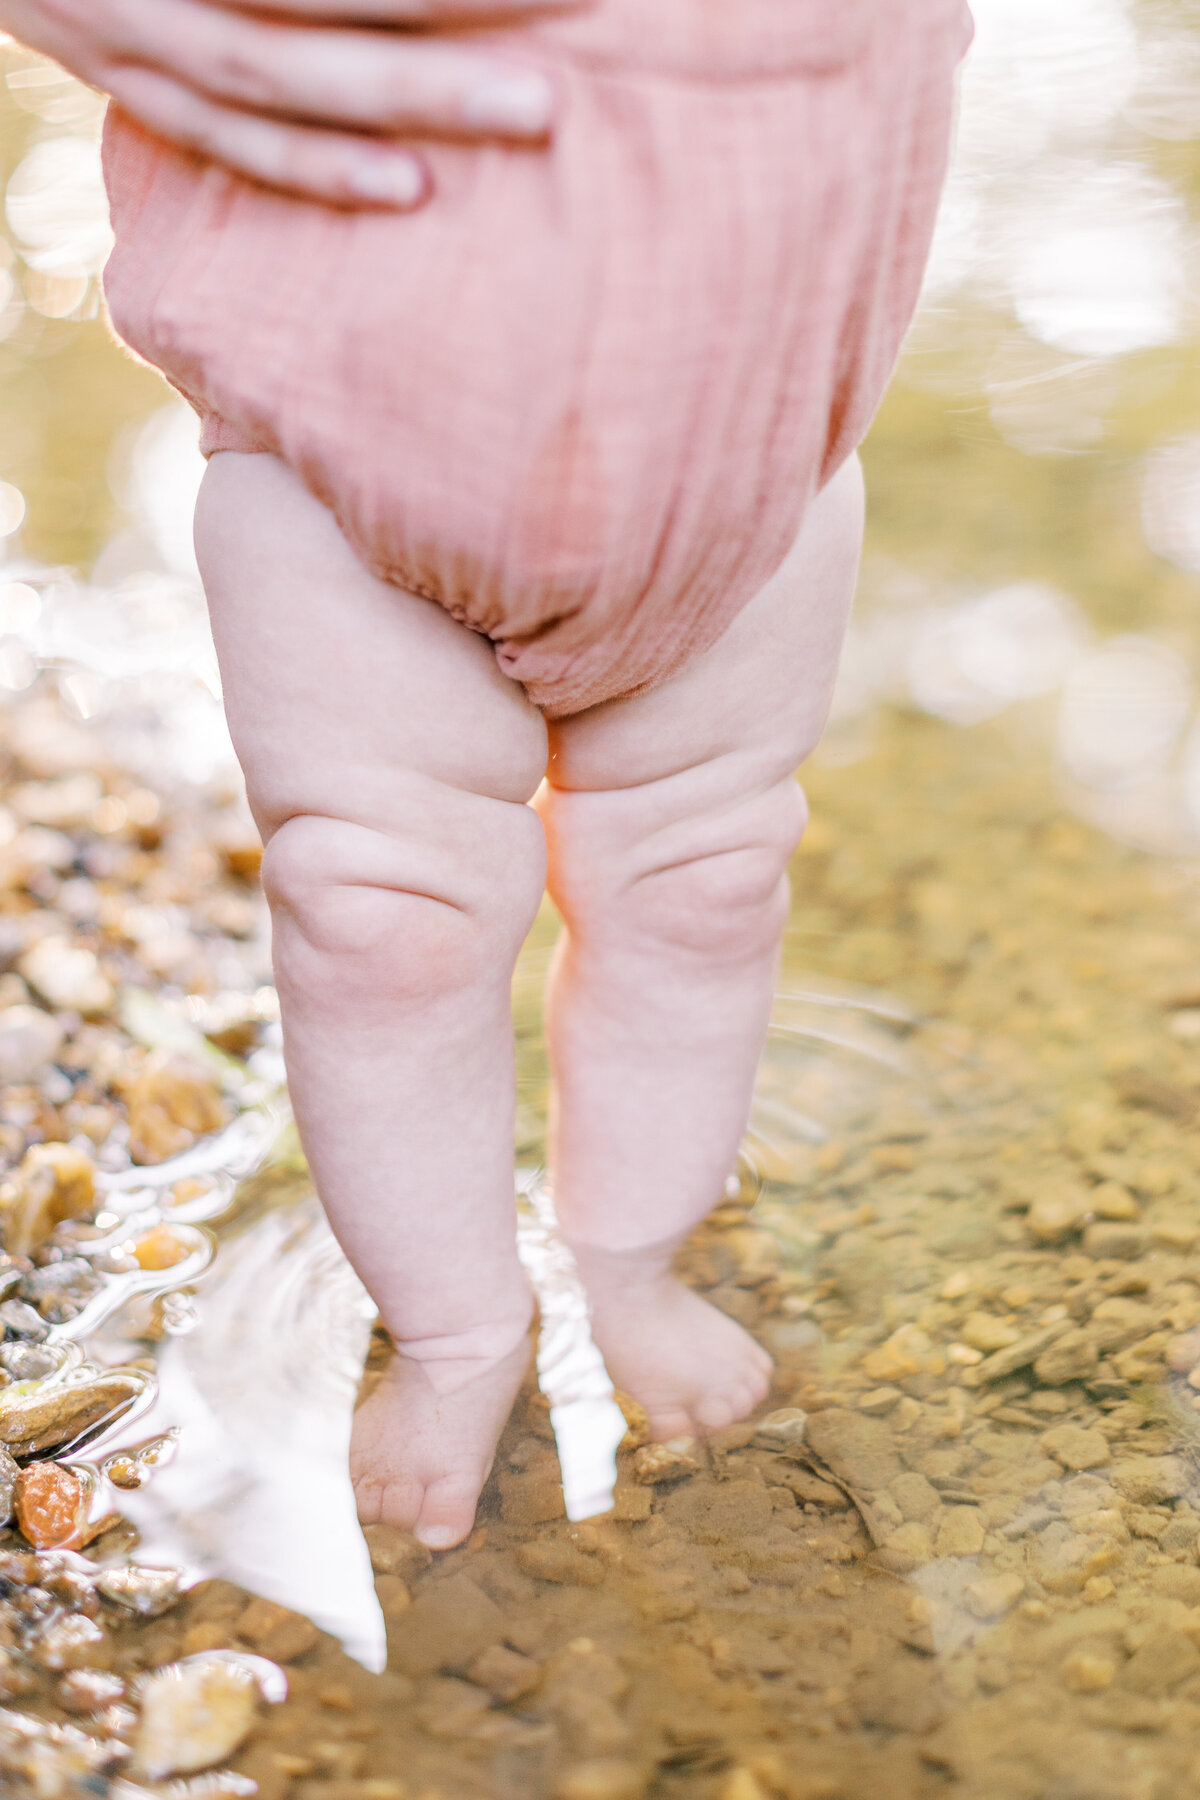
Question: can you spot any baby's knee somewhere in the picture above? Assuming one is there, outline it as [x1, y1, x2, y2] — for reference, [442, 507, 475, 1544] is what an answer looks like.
[547, 775, 807, 963]
[263, 804, 545, 1002]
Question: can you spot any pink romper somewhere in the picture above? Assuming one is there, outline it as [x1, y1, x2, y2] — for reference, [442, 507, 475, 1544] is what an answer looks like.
[102, 0, 972, 718]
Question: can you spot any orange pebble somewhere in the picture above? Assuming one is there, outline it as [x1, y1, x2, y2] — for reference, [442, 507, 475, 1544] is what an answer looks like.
[15, 1462, 85, 1550]
[133, 1227, 189, 1272]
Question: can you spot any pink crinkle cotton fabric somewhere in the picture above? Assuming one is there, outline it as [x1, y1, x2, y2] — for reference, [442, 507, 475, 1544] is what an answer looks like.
[101, 0, 972, 718]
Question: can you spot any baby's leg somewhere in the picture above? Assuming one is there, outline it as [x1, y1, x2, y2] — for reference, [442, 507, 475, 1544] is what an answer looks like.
[539, 457, 864, 1441]
[194, 454, 548, 1548]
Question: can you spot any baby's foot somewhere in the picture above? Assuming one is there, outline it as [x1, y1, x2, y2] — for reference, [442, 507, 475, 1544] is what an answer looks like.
[569, 1242, 773, 1443]
[351, 1308, 535, 1550]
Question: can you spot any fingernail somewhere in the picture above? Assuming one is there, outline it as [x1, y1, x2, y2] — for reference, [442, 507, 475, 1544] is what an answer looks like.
[415, 1525, 459, 1550]
[348, 156, 427, 208]
[463, 72, 554, 137]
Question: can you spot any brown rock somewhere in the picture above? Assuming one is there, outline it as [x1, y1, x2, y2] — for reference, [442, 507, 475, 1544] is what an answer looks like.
[385, 1573, 504, 1676]
[777, 1467, 850, 1510]
[1026, 1183, 1090, 1244]
[1111, 1456, 1189, 1504]
[633, 1441, 699, 1485]
[468, 1643, 541, 1702]
[361, 1525, 432, 1579]
[804, 1408, 901, 1492]
[0, 1142, 95, 1257]
[1062, 1652, 1115, 1693]
[934, 1508, 986, 1557]
[964, 1574, 1023, 1618]
[1082, 1222, 1147, 1260]
[861, 1324, 945, 1382]
[555, 1760, 648, 1800]
[128, 1052, 227, 1165]
[57, 1669, 125, 1712]
[974, 1322, 1071, 1383]
[515, 1540, 605, 1588]
[1040, 1424, 1110, 1471]
[499, 1467, 566, 1526]
[1033, 1328, 1099, 1386]
[237, 1594, 320, 1663]
[960, 1313, 1022, 1354]
[15, 1461, 85, 1549]
[374, 1575, 411, 1619]
[1124, 1627, 1200, 1694]
[609, 1485, 653, 1522]
[1151, 1565, 1200, 1603]
[133, 1225, 191, 1271]
[33, 1614, 110, 1671]
[889, 1471, 940, 1521]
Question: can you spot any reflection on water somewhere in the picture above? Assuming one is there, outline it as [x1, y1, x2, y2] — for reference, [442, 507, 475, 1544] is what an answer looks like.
[0, 0, 1199, 1792]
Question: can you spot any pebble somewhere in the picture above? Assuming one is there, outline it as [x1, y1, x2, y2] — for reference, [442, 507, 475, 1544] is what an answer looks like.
[0, 1366, 151, 1459]
[96, 1565, 182, 1618]
[132, 1657, 262, 1779]
[516, 1541, 606, 1588]
[237, 1594, 321, 1663]
[1091, 1182, 1140, 1221]
[889, 1472, 941, 1521]
[633, 1440, 700, 1484]
[14, 1462, 85, 1549]
[861, 1323, 945, 1381]
[1111, 1457, 1189, 1505]
[1061, 1652, 1116, 1693]
[753, 1408, 808, 1448]
[804, 1408, 901, 1491]
[468, 1644, 542, 1703]
[0, 1298, 48, 1341]
[1123, 1627, 1200, 1695]
[1040, 1425, 1110, 1471]
[973, 1323, 1071, 1383]
[33, 1614, 109, 1672]
[127, 1052, 227, 1164]
[1025, 1184, 1090, 1244]
[22, 1257, 103, 1323]
[0, 1443, 16, 1526]
[960, 1312, 1023, 1353]
[0, 1142, 96, 1258]
[857, 1386, 903, 1415]
[56, 1669, 125, 1713]
[1033, 1329, 1099, 1386]
[132, 1225, 191, 1271]
[18, 939, 114, 1016]
[0, 1005, 65, 1084]
[1082, 1222, 1147, 1260]
[554, 1759, 648, 1800]
[935, 1508, 986, 1556]
[964, 1574, 1025, 1619]
[881, 1521, 934, 1570]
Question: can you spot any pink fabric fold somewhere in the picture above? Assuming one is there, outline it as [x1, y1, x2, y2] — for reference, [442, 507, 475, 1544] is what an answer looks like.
[102, 0, 972, 717]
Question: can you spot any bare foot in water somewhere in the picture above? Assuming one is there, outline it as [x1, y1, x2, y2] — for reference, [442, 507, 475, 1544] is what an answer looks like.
[351, 1311, 535, 1550]
[570, 1243, 773, 1443]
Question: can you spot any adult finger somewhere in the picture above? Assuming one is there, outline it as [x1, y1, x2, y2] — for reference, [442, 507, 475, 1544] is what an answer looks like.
[106, 62, 431, 207]
[217, 0, 586, 19]
[109, 0, 561, 139]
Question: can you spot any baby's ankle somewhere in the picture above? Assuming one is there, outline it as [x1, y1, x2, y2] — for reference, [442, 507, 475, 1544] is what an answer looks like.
[563, 1233, 682, 1293]
[387, 1300, 535, 1370]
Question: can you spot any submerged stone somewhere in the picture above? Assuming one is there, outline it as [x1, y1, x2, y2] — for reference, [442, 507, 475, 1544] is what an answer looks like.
[132, 1657, 261, 1779]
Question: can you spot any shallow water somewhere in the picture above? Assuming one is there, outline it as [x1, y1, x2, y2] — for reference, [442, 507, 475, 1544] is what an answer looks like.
[1, 3, 1200, 1796]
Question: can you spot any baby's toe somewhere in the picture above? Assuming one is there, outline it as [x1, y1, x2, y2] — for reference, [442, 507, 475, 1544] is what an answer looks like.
[354, 1470, 422, 1531]
[695, 1389, 741, 1431]
[645, 1403, 697, 1444]
[413, 1473, 484, 1551]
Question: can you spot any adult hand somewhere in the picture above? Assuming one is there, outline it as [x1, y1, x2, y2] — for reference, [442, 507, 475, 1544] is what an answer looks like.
[0, 0, 586, 207]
